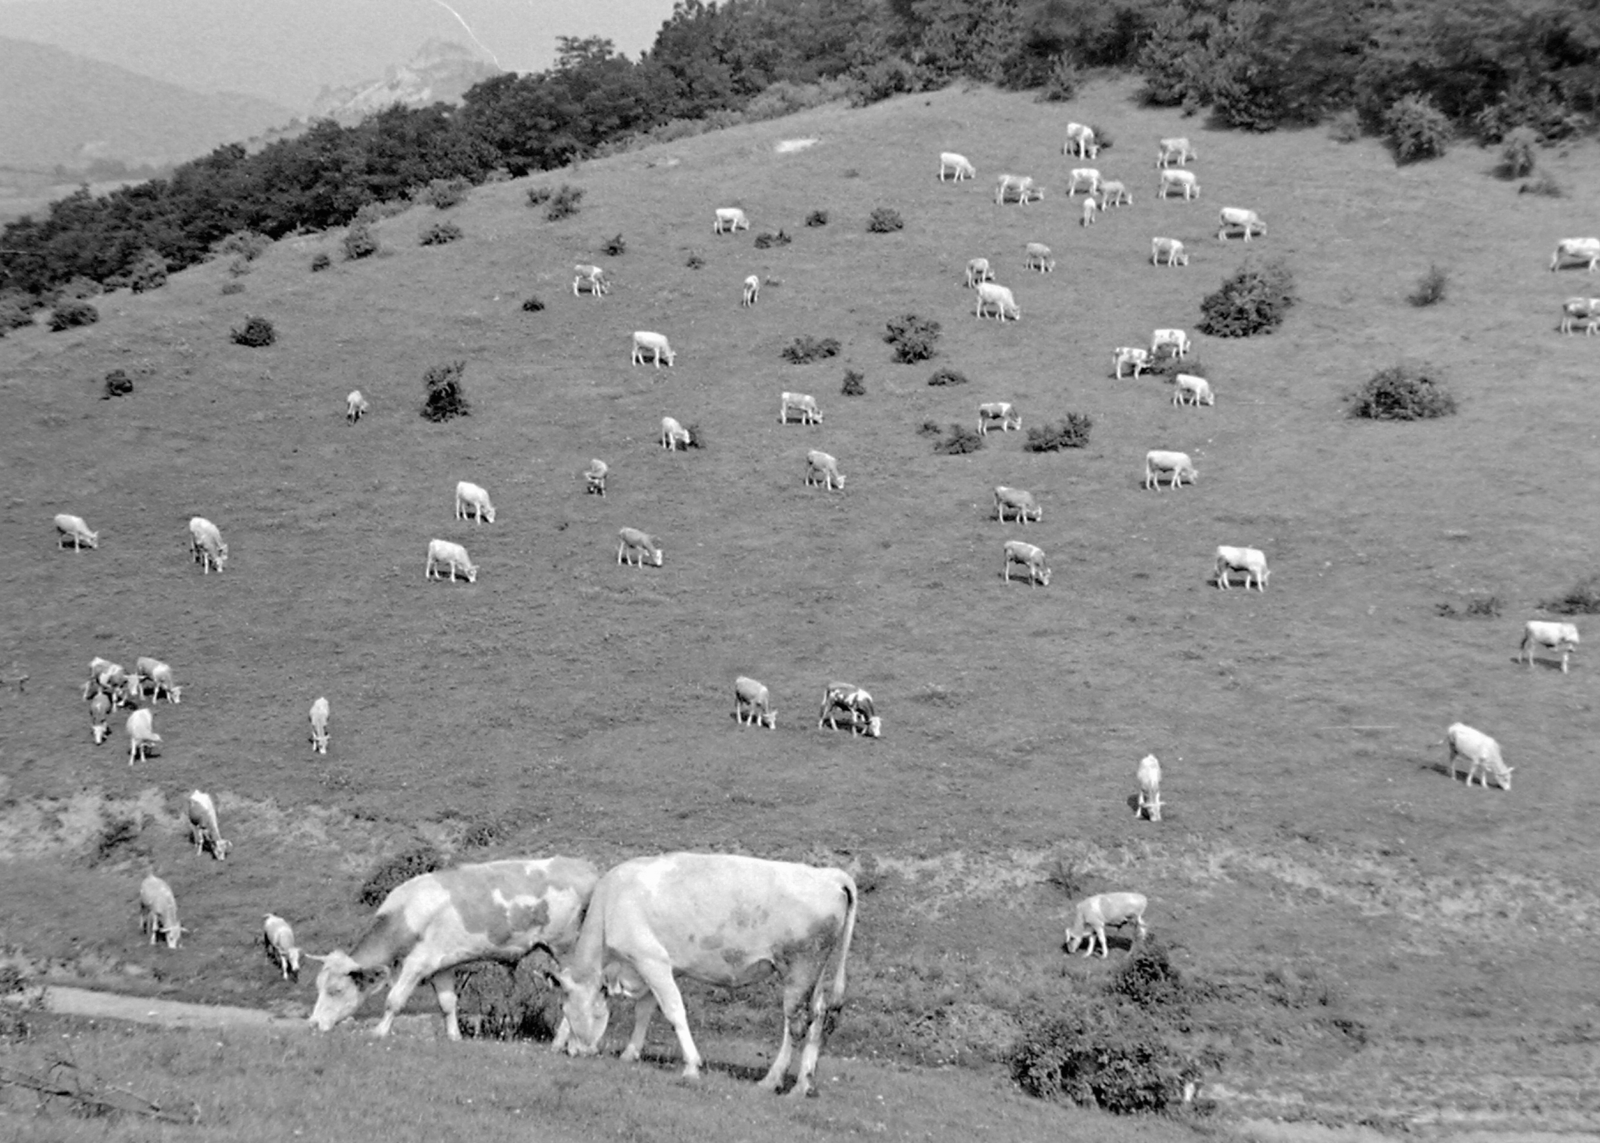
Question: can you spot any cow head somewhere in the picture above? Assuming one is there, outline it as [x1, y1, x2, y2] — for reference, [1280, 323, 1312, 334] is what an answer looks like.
[862, 715, 883, 738]
[307, 951, 390, 1031]
[212, 837, 234, 861]
[549, 968, 609, 1055]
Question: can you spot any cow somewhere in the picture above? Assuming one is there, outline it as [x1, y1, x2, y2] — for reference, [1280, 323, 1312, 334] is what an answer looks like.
[631, 331, 676, 368]
[1151, 237, 1188, 267]
[1113, 346, 1151, 379]
[573, 264, 609, 297]
[1446, 723, 1513, 791]
[1024, 243, 1054, 273]
[1218, 207, 1265, 241]
[1158, 169, 1199, 200]
[1064, 892, 1148, 957]
[713, 208, 750, 235]
[1066, 168, 1101, 197]
[549, 853, 857, 1097]
[186, 789, 232, 860]
[734, 676, 776, 729]
[188, 517, 228, 574]
[994, 174, 1041, 205]
[264, 914, 302, 981]
[1520, 620, 1580, 673]
[1172, 373, 1214, 407]
[89, 691, 112, 744]
[805, 450, 845, 491]
[126, 707, 160, 764]
[977, 402, 1021, 434]
[975, 282, 1019, 321]
[54, 513, 99, 550]
[1081, 196, 1100, 227]
[1099, 180, 1132, 207]
[938, 152, 976, 181]
[308, 857, 601, 1040]
[1559, 297, 1600, 335]
[779, 393, 822, 425]
[965, 257, 995, 288]
[584, 459, 608, 497]
[1144, 450, 1197, 490]
[454, 481, 495, 524]
[1003, 540, 1051, 587]
[617, 527, 663, 568]
[346, 389, 369, 423]
[1156, 137, 1197, 167]
[83, 657, 135, 706]
[140, 874, 185, 949]
[818, 683, 881, 737]
[1214, 546, 1269, 592]
[1550, 237, 1600, 273]
[742, 274, 760, 307]
[426, 539, 476, 583]
[309, 696, 330, 755]
[1136, 754, 1162, 822]
[1151, 328, 1191, 358]
[993, 486, 1041, 525]
[1064, 122, 1099, 159]
[660, 416, 693, 450]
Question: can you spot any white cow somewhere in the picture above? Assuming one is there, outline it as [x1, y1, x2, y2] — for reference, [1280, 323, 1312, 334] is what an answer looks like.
[1550, 237, 1600, 273]
[713, 208, 750, 234]
[264, 913, 302, 981]
[126, 707, 160, 764]
[733, 676, 776, 729]
[1136, 755, 1162, 822]
[1447, 723, 1513, 791]
[975, 282, 1019, 321]
[742, 274, 760, 307]
[1151, 328, 1191, 358]
[573, 264, 609, 297]
[1099, 180, 1132, 207]
[1218, 207, 1265, 241]
[135, 657, 182, 704]
[1172, 373, 1214, 407]
[995, 174, 1041, 205]
[83, 657, 134, 706]
[1156, 137, 1197, 167]
[89, 691, 112, 744]
[1113, 346, 1151, 379]
[1520, 620, 1580, 673]
[779, 392, 822, 425]
[993, 486, 1041, 525]
[617, 527, 663, 568]
[1064, 122, 1098, 159]
[454, 480, 495, 524]
[186, 789, 232, 860]
[660, 416, 693, 450]
[977, 402, 1021, 434]
[1066, 168, 1102, 196]
[1158, 169, 1199, 200]
[1003, 540, 1051, 586]
[309, 696, 330, 754]
[1145, 450, 1197, 490]
[188, 517, 228, 573]
[551, 853, 858, 1096]
[805, 450, 845, 491]
[1214, 545, 1269, 591]
[1151, 237, 1188, 267]
[965, 257, 995, 288]
[1024, 243, 1054, 273]
[1559, 297, 1600, 335]
[425, 538, 477, 583]
[584, 459, 608, 497]
[1065, 892, 1148, 957]
[1081, 196, 1100, 227]
[938, 152, 976, 181]
[139, 875, 184, 949]
[54, 513, 99, 550]
[631, 331, 676, 368]
[818, 683, 881, 737]
[346, 389, 369, 423]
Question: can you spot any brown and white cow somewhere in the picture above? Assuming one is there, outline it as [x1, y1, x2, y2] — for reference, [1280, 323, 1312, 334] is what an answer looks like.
[818, 682, 881, 737]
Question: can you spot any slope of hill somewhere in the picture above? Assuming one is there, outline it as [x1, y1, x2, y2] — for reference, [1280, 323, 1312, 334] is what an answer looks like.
[1, 80, 1598, 1137]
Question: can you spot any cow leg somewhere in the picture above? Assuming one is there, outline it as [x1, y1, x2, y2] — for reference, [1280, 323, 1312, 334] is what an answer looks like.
[633, 960, 704, 1077]
[620, 991, 658, 1062]
[759, 982, 804, 1092]
[1096, 927, 1109, 957]
[432, 968, 462, 1040]
[373, 960, 426, 1037]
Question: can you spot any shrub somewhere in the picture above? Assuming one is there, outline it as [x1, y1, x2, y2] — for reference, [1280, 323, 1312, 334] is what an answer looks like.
[230, 315, 276, 347]
[806, 210, 828, 227]
[422, 359, 470, 422]
[526, 186, 553, 206]
[123, 249, 168, 293]
[682, 422, 705, 449]
[521, 295, 545, 312]
[1035, 56, 1079, 103]
[1385, 94, 1451, 164]
[1197, 258, 1296, 337]
[1110, 940, 1187, 1012]
[850, 56, 919, 106]
[1346, 363, 1456, 420]
[1087, 123, 1113, 151]
[781, 336, 841, 364]
[884, 313, 940, 363]
[1011, 998, 1191, 1113]
[1025, 414, 1093, 451]
[215, 230, 271, 261]
[227, 256, 252, 278]
[56, 275, 101, 301]
[220, 281, 245, 295]
[916, 419, 942, 438]
[89, 813, 143, 866]
[457, 963, 564, 1042]
[311, 253, 331, 272]
[926, 367, 968, 387]
[103, 369, 133, 398]
[359, 846, 444, 907]
[1520, 172, 1563, 198]
[843, 168, 860, 178]
[602, 233, 626, 256]
[934, 424, 983, 454]
[1435, 595, 1502, 619]
[419, 177, 470, 209]
[753, 230, 792, 249]
[1328, 109, 1361, 143]
[1408, 264, 1448, 307]
[546, 184, 584, 221]
[420, 221, 463, 246]
[841, 368, 865, 396]
[48, 301, 99, 331]
[1540, 574, 1600, 616]
[343, 221, 379, 261]
[685, 251, 706, 269]
[0, 292, 36, 330]
[867, 207, 904, 233]
[1498, 127, 1539, 178]
[1143, 353, 1207, 381]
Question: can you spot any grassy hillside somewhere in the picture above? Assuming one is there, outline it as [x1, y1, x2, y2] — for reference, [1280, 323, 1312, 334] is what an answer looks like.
[1, 78, 1598, 1136]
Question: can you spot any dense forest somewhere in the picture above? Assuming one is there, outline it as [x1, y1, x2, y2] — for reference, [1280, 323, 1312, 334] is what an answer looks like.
[3, 0, 1597, 306]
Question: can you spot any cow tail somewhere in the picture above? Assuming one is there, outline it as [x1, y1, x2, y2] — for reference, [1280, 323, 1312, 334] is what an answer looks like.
[830, 876, 858, 1007]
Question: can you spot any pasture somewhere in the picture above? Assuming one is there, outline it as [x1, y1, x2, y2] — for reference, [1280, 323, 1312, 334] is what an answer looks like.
[2, 77, 1599, 1134]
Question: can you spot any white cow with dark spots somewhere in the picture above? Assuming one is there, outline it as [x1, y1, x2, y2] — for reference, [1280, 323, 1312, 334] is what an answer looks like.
[618, 527, 663, 567]
[1113, 346, 1151, 379]
[1447, 723, 1512, 791]
[818, 682, 881, 737]
[1003, 540, 1051, 586]
[426, 539, 477, 583]
[1559, 297, 1600, 335]
[1065, 892, 1148, 957]
[140, 875, 185, 949]
[309, 696, 330, 754]
[1214, 546, 1269, 591]
[993, 486, 1041, 524]
[186, 789, 232, 860]
[54, 514, 99, 550]
[734, 676, 776, 729]
[1145, 450, 1197, 490]
[1520, 620, 1579, 673]
[977, 402, 1020, 434]
[264, 913, 302, 980]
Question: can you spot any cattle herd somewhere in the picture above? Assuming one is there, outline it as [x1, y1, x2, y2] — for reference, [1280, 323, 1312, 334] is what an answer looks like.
[41, 109, 1591, 1098]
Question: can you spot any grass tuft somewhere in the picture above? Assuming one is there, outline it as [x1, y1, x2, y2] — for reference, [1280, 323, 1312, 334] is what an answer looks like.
[1407, 263, 1448, 307]
[867, 207, 904, 233]
[1540, 574, 1600, 615]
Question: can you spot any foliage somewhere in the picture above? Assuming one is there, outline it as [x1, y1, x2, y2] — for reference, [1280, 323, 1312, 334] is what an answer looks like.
[806, 210, 828, 227]
[230, 315, 276, 347]
[753, 230, 792, 249]
[685, 251, 706, 269]
[419, 177, 471, 209]
[220, 281, 245, 295]
[545, 185, 585, 222]
[1143, 353, 1206, 380]
[48, 301, 98, 331]
[884, 313, 940, 363]
[343, 222, 379, 261]
[521, 295, 545, 312]
[422, 360, 471, 422]
[419, 220, 463, 246]
[602, 233, 626, 256]
[1198, 258, 1296, 337]
[1011, 997, 1191, 1113]
[781, 336, 841, 364]
[1328, 109, 1361, 142]
[457, 963, 564, 1042]
[926, 367, 968, 387]
[103, 369, 134, 398]
[1519, 172, 1563, 198]
[1035, 56, 1080, 102]
[841, 368, 865, 396]
[358, 846, 444, 907]
[851, 57, 921, 106]
[1024, 414, 1093, 451]
[215, 230, 271, 261]
[0, 292, 36, 331]
[1407, 264, 1448, 307]
[226, 256, 253, 278]
[1384, 94, 1452, 163]
[526, 186, 553, 206]
[934, 424, 984, 454]
[1346, 364, 1457, 421]
[123, 249, 169, 293]
[867, 207, 904, 233]
[915, 419, 942, 438]
[89, 813, 143, 866]
[1435, 595, 1502, 619]
[1110, 940, 1187, 1012]
[311, 253, 332, 272]
[1498, 126, 1539, 178]
[1540, 574, 1600, 616]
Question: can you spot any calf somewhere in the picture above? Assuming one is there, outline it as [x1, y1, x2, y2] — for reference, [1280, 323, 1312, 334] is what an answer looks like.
[89, 691, 112, 744]
[977, 402, 1020, 434]
[126, 707, 160, 764]
[1447, 723, 1512, 791]
[1080, 196, 1100, 227]
[1113, 346, 1151, 379]
[584, 459, 608, 497]
[993, 486, 1041, 525]
[1559, 297, 1600, 335]
[818, 682, 881, 737]
[1214, 546, 1269, 591]
[264, 914, 302, 980]
[309, 696, 330, 755]
[54, 513, 99, 550]
[805, 450, 845, 491]
[1172, 373, 1214, 407]
[1024, 243, 1054, 273]
[140, 875, 185, 949]
[1151, 237, 1188, 267]
[617, 527, 663, 568]
[1003, 540, 1051, 586]
[346, 389, 369, 423]
[186, 789, 232, 860]
[1065, 892, 1148, 957]
[1158, 169, 1199, 200]
[779, 393, 822, 425]
[1136, 755, 1162, 822]
[1520, 620, 1579, 673]
[1218, 207, 1265, 241]
[1144, 450, 1197, 490]
[426, 539, 477, 583]
[1066, 168, 1101, 196]
[573, 264, 609, 297]
[965, 257, 994, 288]
[188, 517, 228, 573]
[660, 416, 693, 450]
[631, 331, 676, 368]
[1157, 137, 1197, 167]
[83, 657, 135, 707]
[742, 274, 760, 307]
[1099, 180, 1132, 207]
[454, 480, 495, 524]
[939, 152, 976, 181]
[1064, 123, 1098, 159]
[135, 656, 182, 704]
[734, 676, 776, 729]
[994, 174, 1040, 205]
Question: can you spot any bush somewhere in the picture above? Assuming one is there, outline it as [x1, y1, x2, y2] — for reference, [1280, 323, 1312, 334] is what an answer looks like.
[1540, 574, 1600, 616]
[1498, 127, 1539, 178]
[602, 233, 626, 256]
[1087, 123, 1114, 151]
[1346, 363, 1456, 421]
[1520, 172, 1563, 198]
[685, 251, 706, 269]
[420, 221, 463, 246]
[1142, 353, 1207, 381]
[806, 210, 828, 227]
[220, 281, 245, 295]
[850, 56, 919, 106]
[230, 315, 276, 347]
[1025, 414, 1093, 451]
[753, 230, 792, 249]
[526, 186, 553, 206]
[934, 424, 984, 454]
[1035, 56, 1079, 103]
[781, 336, 841, 364]
[215, 230, 271, 261]
[841, 369, 865, 396]
[915, 419, 942, 438]
[103, 369, 134, 398]
[359, 846, 444, 907]
[89, 814, 143, 866]
[226, 256, 253, 278]
[1385, 94, 1451, 164]
[419, 177, 470, 209]
[1328, 109, 1361, 143]
[1110, 940, 1187, 1012]
[521, 295, 545, 312]
[422, 359, 470, 422]
[311, 253, 331, 272]
[867, 207, 904, 233]
[1408, 264, 1448, 307]
[48, 301, 99, 331]
[546, 184, 584, 221]
[1197, 258, 1296, 337]
[681, 422, 705, 449]
[884, 313, 940, 363]
[1011, 998, 1191, 1113]
[926, 367, 968, 387]
[457, 963, 565, 1042]
[1435, 594, 1502, 619]
[0, 292, 36, 331]
[343, 221, 379, 261]
[123, 249, 168, 293]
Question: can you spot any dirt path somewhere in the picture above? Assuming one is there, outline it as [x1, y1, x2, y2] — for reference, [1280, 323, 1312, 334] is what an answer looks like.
[39, 984, 305, 1032]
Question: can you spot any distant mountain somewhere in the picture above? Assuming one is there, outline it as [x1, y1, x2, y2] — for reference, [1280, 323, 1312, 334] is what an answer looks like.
[309, 40, 500, 125]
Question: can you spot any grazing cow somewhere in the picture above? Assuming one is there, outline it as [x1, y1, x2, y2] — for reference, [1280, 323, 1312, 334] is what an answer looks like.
[993, 486, 1041, 525]
[734, 676, 776, 729]
[713, 208, 750, 234]
[1218, 207, 1265, 241]
[742, 274, 760, 307]
[1158, 169, 1199, 200]
[186, 789, 232, 860]
[89, 690, 112, 744]
[938, 152, 976, 181]
[54, 513, 99, 550]
[1559, 297, 1600, 335]
[1214, 546, 1269, 591]
[1520, 620, 1580, 673]
[805, 450, 845, 491]
[617, 527, 663, 568]
[134, 657, 182, 704]
[1064, 122, 1098, 159]
[83, 657, 127, 702]
[818, 683, 881, 737]
[1024, 243, 1054, 273]
[551, 853, 857, 1096]
[584, 459, 608, 496]
[140, 875, 185, 949]
[975, 282, 1019, 321]
[573, 264, 609, 297]
[1156, 137, 1197, 167]
[1550, 237, 1600, 273]
[660, 416, 693, 450]
[308, 857, 600, 1040]
[346, 389, 369, 423]
[188, 517, 228, 573]
[977, 402, 1021, 434]
[425, 538, 477, 583]
[1003, 540, 1051, 586]
[779, 392, 822, 425]
[1100, 180, 1132, 207]
[126, 707, 160, 764]
[1136, 755, 1162, 822]
[994, 174, 1041, 205]
[1064, 892, 1148, 957]
[309, 696, 330, 755]
[965, 257, 995, 288]
[1151, 328, 1191, 358]
[1172, 373, 1214, 407]
[1151, 237, 1188, 267]
[454, 480, 495, 524]
[264, 914, 302, 981]
[1446, 723, 1513, 791]
[1145, 450, 1197, 490]
[1113, 346, 1151, 379]
[1081, 196, 1100, 227]
[631, 331, 676, 368]
[1066, 168, 1102, 196]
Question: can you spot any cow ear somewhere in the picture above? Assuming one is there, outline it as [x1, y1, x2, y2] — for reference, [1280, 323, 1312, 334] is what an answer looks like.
[354, 965, 391, 991]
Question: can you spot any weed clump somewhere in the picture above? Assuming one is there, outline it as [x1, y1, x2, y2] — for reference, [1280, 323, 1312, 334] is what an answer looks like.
[0, 292, 35, 331]
[48, 301, 99, 332]
[1385, 94, 1451, 164]
[1498, 126, 1539, 178]
[230, 315, 276, 347]
[123, 249, 168, 293]
[781, 336, 841, 364]
[1540, 574, 1600, 615]
[1110, 940, 1187, 1012]
[545, 185, 584, 221]
[1025, 415, 1093, 451]
[885, 313, 940, 363]
[1035, 56, 1079, 103]
[457, 962, 564, 1042]
[343, 221, 379, 261]
[419, 177, 470, 209]
[311, 253, 331, 272]
[1010, 997, 1192, 1113]
[103, 369, 134, 398]
[1519, 172, 1563, 197]
[220, 281, 245, 296]
[1328, 109, 1361, 143]
[526, 186, 553, 207]
[841, 368, 865, 396]
[215, 230, 271, 261]
[422, 359, 470, 422]
[359, 846, 444, 907]
[753, 229, 792, 250]
[916, 419, 942, 438]
[806, 210, 829, 227]
[1436, 595, 1502, 619]
[1198, 258, 1296, 337]
[926, 367, 967, 387]
[521, 295, 545, 312]
[1408, 264, 1448, 307]
[867, 207, 904, 233]
[419, 221, 463, 246]
[89, 814, 143, 866]
[934, 424, 984, 454]
[685, 251, 706, 269]
[1347, 364, 1456, 421]
[602, 233, 626, 256]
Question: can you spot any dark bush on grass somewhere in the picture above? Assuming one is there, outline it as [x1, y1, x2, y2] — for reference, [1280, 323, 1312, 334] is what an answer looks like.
[457, 963, 564, 1042]
[885, 313, 940, 363]
[230, 315, 275, 347]
[867, 207, 904, 233]
[1111, 940, 1187, 1012]
[934, 424, 984, 454]
[1035, 56, 1079, 103]
[343, 221, 378, 261]
[1328, 109, 1361, 143]
[1519, 172, 1562, 197]
[781, 336, 841, 364]
[216, 230, 271, 261]
[125, 249, 168, 293]
[1087, 123, 1113, 151]
[1540, 574, 1600, 616]
[1385, 94, 1451, 164]
[1498, 127, 1538, 179]
[546, 185, 584, 221]
[310, 253, 331, 272]
[753, 229, 792, 249]
[926, 366, 967, 387]
[806, 210, 829, 227]
[359, 846, 444, 906]
[521, 295, 545, 312]
[602, 233, 626, 256]
[226, 256, 252, 278]
[1025, 414, 1093, 451]
[89, 814, 143, 866]
[1347, 364, 1456, 421]
[420, 177, 470, 209]
[422, 359, 470, 422]
[916, 419, 942, 438]
[1198, 258, 1296, 337]
[1435, 595, 1502, 619]
[49, 301, 99, 331]
[0, 292, 36, 331]
[419, 221, 463, 246]
[526, 186, 553, 206]
[1143, 353, 1206, 380]
[220, 281, 245, 295]
[1011, 997, 1190, 1113]
[1408, 264, 1448, 307]
[685, 251, 706, 269]
[682, 422, 705, 449]
[841, 368, 865, 396]
[103, 369, 134, 398]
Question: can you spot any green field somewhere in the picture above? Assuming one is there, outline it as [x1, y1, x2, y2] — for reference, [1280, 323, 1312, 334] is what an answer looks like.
[2, 77, 1598, 1137]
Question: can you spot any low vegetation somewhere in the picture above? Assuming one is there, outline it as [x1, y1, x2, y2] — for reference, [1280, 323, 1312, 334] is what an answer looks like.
[781, 336, 840, 364]
[841, 368, 865, 396]
[419, 221, 463, 246]
[1435, 595, 1502, 619]
[220, 281, 245, 295]
[311, 253, 331, 272]
[1540, 574, 1600, 616]
[1408, 264, 1448, 307]
[1519, 172, 1563, 198]
[1385, 94, 1452, 164]
[418, 177, 470, 209]
[421, 360, 470, 422]
[1197, 258, 1296, 337]
[544, 185, 585, 222]
[602, 233, 627, 256]
[521, 295, 545, 312]
[1497, 127, 1539, 179]
[358, 845, 444, 907]
[215, 230, 271, 262]
[1024, 415, 1093, 451]
[926, 367, 968, 387]
[867, 207, 904, 233]
[1346, 363, 1457, 421]
[806, 210, 829, 227]
[933, 424, 984, 454]
[102, 369, 133, 398]
[685, 251, 706, 269]
[753, 229, 792, 249]
[885, 313, 940, 363]
[229, 315, 275, 347]
[48, 301, 98, 331]
[343, 222, 379, 261]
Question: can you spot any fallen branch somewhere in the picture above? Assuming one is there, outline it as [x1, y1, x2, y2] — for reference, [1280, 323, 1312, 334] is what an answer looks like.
[0, 1060, 199, 1124]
